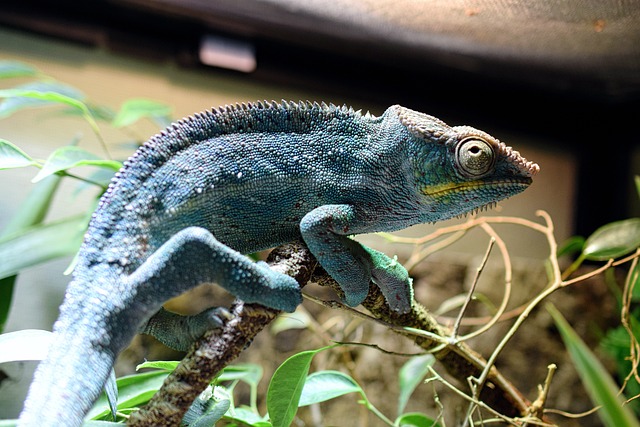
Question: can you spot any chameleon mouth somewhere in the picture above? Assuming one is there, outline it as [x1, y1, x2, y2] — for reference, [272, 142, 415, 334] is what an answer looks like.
[421, 178, 532, 197]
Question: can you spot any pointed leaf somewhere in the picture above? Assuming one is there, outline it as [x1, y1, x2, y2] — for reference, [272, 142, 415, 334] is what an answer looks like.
[395, 412, 441, 427]
[0, 139, 38, 169]
[1, 422, 125, 427]
[82, 422, 123, 427]
[0, 276, 16, 333]
[270, 309, 312, 335]
[298, 370, 361, 407]
[583, 218, 640, 261]
[0, 175, 62, 332]
[398, 354, 435, 415]
[32, 146, 121, 183]
[0, 61, 40, 79]
[188, 399, 230, 427]
[88, 371, 170, 420]
[136, 360, 179, 372]
[267, 346, 332, 427]
[1, 175, 62, 237]
[182, 387, 231, 427]
[112, 98, 172, 128]
[0, 329, 53, 363]
[218, 363, 263, 387]
[0, 82, 86, 118]
[224, 407, 269, 426]
[557, 236, 585, 258]
[0, 215, 87, 279]
[104, 369, 119, 421]
[548, 304, 640, 427]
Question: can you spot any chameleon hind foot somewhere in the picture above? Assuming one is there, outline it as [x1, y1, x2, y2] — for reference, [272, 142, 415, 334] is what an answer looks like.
[140, 306, 232, 351]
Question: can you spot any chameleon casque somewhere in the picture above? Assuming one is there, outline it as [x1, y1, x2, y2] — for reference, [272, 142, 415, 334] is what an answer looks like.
[17, 100, 539, 426]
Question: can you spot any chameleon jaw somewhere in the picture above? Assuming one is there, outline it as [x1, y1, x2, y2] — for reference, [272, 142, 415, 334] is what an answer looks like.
[421, 178, 532, 198]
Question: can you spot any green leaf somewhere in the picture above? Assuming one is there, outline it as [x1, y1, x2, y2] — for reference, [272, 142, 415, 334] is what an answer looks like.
[557, 235, 585, 258]
[104, 369, 119, 421]
[267, 346, 333, 427]
[0, 81, 86, 118]
[0, 60, 40, 79]
[632, 261, 640, 301]
[82, 422, 123, 427]
[60, 103, 116, 123]
[0, 175, 62, 332]
[88, 371, 170, 420]
[0, 276, 16, 333]
[395, 412, 441, 427]
[0, 215, 87, 280]
[136, 360, 180, 372]
[398, 354, 435, 415]
[1, 422, 125, 427]
[218, 363, 263, 387]
[635, 175, 640, 200]
[224, 406, 269, 426]
[270, 309, 312, 335]
[1, 175, 62, 236]
[32, 146, 122, 183]
[0, 329, 53, 363]
[1, 421, 125, 427]
[182, 389, 231, 427]
[112, 98, 172, 128]
[548, 304, 640, 427]
[0, 84, 104, 149]
[583, 218, 640, 261]
[298, 370, 361, 407]
[0, 139, 38, 169]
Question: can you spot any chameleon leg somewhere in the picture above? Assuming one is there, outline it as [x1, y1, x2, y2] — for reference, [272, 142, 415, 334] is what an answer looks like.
[124, 226, 302, 313]
[300, 205, 413, 313]
[139, 306, 232, 352]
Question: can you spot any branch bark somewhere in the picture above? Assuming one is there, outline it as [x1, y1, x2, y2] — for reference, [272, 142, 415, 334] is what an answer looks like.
[129, 240, 536, 425]
[127, 241, 316, 426]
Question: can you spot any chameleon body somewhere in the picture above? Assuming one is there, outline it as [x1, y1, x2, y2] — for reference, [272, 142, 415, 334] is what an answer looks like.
[17, 101, 538, 426]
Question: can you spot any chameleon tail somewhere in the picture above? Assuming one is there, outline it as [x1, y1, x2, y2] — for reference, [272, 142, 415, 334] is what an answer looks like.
[18, 327, 116, 427]
[17, 277, 142, 427]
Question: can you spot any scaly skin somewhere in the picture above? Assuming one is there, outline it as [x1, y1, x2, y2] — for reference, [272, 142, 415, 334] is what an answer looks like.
[17, 100, 538, 426]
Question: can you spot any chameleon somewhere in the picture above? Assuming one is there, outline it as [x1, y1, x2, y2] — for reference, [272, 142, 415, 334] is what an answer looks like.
[17, 100, 538, 426]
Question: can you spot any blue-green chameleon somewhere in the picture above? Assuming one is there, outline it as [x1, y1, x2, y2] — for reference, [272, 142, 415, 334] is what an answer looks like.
[17, 101, 538, 426]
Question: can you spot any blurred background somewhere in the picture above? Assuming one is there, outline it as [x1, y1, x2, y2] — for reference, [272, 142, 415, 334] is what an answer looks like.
[0, 0, 639, 424]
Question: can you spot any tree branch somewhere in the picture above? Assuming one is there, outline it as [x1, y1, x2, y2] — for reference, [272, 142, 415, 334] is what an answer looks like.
[129, 239, 538, 425]
[127, 241, 316, 426]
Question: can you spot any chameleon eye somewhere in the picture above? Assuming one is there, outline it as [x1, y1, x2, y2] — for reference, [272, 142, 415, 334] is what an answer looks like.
[456, 137, 495, 177]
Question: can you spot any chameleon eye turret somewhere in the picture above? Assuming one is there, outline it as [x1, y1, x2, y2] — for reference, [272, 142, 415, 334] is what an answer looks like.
[456, 137, 496, 178]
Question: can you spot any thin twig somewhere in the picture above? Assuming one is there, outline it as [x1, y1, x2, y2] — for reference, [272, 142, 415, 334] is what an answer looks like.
[524, 364, 557, 426]
[462, 211, 559, 425]
[452, 237, 495, 337]
[458, 223, 512, 341]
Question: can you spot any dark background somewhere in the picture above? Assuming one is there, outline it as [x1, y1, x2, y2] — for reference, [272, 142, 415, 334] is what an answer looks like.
[2, 0, 639, 236]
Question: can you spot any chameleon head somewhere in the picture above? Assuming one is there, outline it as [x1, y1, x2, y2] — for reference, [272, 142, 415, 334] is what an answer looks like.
[396, 106, 540, 221]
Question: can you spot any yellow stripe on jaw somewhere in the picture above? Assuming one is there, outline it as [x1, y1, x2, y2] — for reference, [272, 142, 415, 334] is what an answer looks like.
[421, 180, 484, 197]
